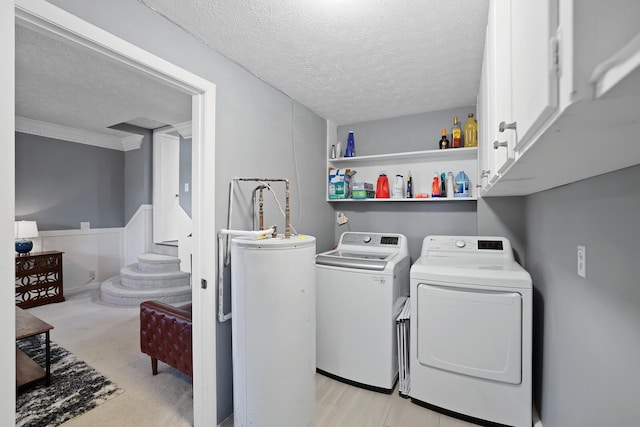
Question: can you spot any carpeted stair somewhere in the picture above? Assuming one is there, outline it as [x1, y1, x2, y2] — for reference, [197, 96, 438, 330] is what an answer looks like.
[100, 253, 191, 306]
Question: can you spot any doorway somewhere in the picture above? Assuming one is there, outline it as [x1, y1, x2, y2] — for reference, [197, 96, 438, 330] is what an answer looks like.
[11, 1, 218, 425]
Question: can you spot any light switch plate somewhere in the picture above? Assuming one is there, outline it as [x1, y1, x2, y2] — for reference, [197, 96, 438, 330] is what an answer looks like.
[577, 245, 586, 278]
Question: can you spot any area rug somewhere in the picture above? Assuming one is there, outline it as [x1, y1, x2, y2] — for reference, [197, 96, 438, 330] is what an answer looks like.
[16, 336, 123, 427]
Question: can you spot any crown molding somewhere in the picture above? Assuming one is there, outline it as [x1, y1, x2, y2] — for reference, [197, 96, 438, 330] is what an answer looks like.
[15, 116, 141, 151]
[122, 134, 144, 151]
[172, 121, 192, 139]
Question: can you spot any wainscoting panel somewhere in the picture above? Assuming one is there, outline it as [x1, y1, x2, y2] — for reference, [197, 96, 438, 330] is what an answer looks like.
[37, 228, 124, 291]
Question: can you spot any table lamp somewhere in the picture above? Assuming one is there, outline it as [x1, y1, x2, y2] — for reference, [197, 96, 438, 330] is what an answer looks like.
[15, 221, 39, 255]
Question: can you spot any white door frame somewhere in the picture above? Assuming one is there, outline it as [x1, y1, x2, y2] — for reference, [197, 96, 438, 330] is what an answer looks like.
[11, 1, 218, 425]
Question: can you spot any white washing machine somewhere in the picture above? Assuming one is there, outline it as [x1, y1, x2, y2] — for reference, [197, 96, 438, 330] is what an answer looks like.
[410, 236, 532, 427]
[316, 232, 410, 392]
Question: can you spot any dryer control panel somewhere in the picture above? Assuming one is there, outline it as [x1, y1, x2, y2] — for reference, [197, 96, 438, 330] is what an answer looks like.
[420, 236, 513, 260]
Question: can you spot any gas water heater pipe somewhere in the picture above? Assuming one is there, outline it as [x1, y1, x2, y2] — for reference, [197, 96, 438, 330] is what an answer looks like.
[217, 226, 276, 323]
[235, 178, 291, 238]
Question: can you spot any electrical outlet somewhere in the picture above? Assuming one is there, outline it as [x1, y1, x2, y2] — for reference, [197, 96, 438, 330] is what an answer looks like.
[577, 245, 586, 278]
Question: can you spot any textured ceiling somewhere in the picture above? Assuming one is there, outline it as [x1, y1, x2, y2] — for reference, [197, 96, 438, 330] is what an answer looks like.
[141, 0, 490, 125]
[15, 24, 192, 138]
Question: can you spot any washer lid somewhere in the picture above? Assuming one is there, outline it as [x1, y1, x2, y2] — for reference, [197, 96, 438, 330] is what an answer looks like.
[315, 250, 395, 271]
[410, 256, 532, 289]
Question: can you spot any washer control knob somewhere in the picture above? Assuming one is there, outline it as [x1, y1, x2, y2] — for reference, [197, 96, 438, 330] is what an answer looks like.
[455, 239, 466, 248]
[363, 235, 372, 243]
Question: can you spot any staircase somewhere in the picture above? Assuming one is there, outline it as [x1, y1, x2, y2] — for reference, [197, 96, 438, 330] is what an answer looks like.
[100, 252, 191, 306]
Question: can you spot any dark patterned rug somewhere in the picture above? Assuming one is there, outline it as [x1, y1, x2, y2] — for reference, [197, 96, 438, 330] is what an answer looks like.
[16, 335, 123, 427]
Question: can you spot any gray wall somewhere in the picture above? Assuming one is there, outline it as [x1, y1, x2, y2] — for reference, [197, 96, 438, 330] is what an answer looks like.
[524, 164, 640, 427]
[15, 132, 124, 230]
[111, 123, 153, 223]
[179, 136, 192, 217]
[335, 107, 477, 262]
[477, 197, 526, 264]
[337, 107, 476, 156]
[47, 0, 333, 421]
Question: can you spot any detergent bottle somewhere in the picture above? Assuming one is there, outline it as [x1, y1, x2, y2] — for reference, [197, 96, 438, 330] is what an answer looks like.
[454, 171, 470, 197]
[392, 174, 404, 198]
[376, 172, 390, 198]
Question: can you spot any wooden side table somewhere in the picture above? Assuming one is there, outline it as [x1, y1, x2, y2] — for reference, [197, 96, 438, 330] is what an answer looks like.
[16, 306, 54, 388]
[15, 251, 65, 308]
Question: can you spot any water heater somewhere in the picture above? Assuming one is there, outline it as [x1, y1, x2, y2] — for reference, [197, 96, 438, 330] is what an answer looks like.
[231, 234, 316, 427]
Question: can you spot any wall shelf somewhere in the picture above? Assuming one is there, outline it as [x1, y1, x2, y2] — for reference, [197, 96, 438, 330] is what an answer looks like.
[329, 147, 477, 166]
[327, 197, 477, 202]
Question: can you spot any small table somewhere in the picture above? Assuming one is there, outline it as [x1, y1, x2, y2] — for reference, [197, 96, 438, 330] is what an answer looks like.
[16, 307, 54, 389]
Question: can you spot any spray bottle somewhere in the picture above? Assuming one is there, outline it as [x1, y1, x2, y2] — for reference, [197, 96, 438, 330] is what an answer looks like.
[431, 172, 440, 198]
[446, 172, 455, 198]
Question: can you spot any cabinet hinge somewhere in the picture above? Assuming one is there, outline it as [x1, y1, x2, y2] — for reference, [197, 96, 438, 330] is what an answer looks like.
[550, 34, 561, 78]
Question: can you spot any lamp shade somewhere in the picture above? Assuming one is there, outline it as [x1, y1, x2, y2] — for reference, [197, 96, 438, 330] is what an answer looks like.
[15, 221, 39, 239]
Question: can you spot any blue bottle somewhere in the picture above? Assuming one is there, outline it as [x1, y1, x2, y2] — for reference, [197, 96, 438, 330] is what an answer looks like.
[345, 131, 355, 157]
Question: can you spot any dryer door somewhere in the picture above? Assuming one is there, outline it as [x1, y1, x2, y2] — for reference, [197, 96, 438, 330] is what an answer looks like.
[417, 283, 522, 384]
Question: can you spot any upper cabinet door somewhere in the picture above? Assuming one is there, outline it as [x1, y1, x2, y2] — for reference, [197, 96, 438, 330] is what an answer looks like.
[477, 28, 491, 193]
[511, 0, 559, 149]
[490, 0, 515, 176]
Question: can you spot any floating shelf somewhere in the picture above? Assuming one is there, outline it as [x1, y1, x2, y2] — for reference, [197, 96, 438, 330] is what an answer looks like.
[327, 197, 477, 202]
[328, 147, 477, 166]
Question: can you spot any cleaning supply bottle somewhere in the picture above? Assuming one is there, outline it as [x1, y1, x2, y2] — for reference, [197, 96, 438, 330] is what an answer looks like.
[392, 174, 404, 198]
[464, 113, 478, 147]
[446, 172, 454, 198]
[376, 172, 390, 198]
[454, 170, 470, 197]
[431, 173, 440, 198]
[406, 171, 413, 198]
[440, 173, 447, 198]
[345, 131, 355, 157]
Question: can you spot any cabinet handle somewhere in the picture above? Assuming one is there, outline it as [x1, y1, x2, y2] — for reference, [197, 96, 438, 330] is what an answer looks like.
[499, 121, 517, 132]
[493, 141, 508, 149]
[481, 169, 490, 178]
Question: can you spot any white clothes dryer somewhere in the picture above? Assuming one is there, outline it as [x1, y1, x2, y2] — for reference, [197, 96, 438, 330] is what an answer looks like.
[410, 236, 532, 427]
[316, 232, 410, 392]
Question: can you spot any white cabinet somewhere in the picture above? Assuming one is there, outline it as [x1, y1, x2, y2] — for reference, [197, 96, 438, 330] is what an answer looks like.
[327, 148, 478, 202]
[510, 0, 559, 150]
[480, 0, 640, 197]
[480, 0, 517, 194]
[477, 31, 490, 194]
[491, 0, 516, 175]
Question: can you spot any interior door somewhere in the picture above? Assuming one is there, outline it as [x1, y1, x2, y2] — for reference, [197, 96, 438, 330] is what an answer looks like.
[153, 131, 180, 244]
[417, 283, 522, 384]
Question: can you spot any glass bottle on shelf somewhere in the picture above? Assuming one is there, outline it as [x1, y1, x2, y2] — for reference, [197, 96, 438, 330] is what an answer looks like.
[451, 116, 462, 148]
[464, 113, 478, 147]
[439, 128, 449, 149]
